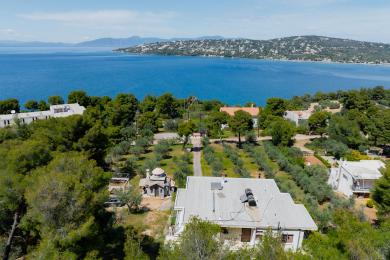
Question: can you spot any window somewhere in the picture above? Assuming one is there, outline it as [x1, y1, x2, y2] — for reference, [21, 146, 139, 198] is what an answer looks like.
[241, 228, 251, 242]
[282, 234, 294, 243]
[221, 227, 229, 234]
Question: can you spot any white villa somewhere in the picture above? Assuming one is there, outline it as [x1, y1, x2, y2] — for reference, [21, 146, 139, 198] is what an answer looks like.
[170, 176, 317, 251]
[0, 103, 86, 128]
[284, 102, 341, 126]
[283, 110, 312, 126]
[328, 160, 385, 197]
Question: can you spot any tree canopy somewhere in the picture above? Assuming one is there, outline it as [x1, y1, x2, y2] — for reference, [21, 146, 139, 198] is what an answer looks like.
[228, 110, 253, 147]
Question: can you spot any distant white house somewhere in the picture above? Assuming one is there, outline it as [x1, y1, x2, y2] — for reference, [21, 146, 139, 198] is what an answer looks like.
[169, 176, 317, 251]
[0, 103, 86, 128]
[328, 160, 385, 197]
[284, 102, 341, 126]
[220, 106, 260, 128]
[283, 110, 312, 126]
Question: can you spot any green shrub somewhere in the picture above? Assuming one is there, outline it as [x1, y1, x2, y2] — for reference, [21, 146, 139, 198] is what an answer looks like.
[366, 199, 374, 208]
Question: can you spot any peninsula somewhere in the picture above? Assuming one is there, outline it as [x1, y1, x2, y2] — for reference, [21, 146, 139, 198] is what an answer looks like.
[118, 35, 390, 64]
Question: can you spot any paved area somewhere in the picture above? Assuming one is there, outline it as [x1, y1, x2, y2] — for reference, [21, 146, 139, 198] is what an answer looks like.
[303, 155, 324, 166]
[322, 155, 337, 166]
[141, 196, 172, 211]
[294, 138, 315, 155]
[191, 134, 202, 176]
[153, 132, 180, 144]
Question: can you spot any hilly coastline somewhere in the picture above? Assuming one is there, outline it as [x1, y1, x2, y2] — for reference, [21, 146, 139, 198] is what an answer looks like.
[117, 35, 390, 64]
[0, 36, 224, 49]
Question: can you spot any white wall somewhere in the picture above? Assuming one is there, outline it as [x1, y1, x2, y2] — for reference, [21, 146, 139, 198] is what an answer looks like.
[218, 227, 304, 251]
[336, 167, 354, 197]
[284, 111, 299, 126]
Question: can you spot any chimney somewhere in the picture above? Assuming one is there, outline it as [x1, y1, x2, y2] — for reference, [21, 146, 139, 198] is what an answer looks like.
[146, 169, 150, 178]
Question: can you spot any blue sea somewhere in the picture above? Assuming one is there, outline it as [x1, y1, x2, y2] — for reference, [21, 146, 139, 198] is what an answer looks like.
[0, 47, 390, 106]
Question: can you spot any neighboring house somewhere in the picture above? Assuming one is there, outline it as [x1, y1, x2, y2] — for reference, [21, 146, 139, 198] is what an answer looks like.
[105, 177, 131, 207]
[170, 176, 317, 251]
[328, 160, 385, 197]
[0, 103, 86, 128]
[283, 110, 312, 126]
[284, 102, 341, 126]
[220, 106, 260, 128]
[139, 168, 176, 198]
[109, 177, 131, 195]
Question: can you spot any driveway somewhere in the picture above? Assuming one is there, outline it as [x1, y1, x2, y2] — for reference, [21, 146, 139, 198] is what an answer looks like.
[191, 135, 202, 176]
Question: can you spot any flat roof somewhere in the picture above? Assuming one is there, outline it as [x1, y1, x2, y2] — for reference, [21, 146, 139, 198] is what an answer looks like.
[341, 160, 384, 180]
[0, 103, 85, 120]
[175, 176, 317, 231]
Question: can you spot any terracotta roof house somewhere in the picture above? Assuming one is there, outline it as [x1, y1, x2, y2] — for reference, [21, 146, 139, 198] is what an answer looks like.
[220, 107, 260, 127]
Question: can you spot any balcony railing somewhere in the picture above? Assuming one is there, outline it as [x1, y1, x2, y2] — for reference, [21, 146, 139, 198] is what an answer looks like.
[352, 186, 370, 192]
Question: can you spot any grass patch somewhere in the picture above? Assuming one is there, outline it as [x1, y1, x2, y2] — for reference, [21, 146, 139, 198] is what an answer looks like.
[133, 144, 191, 178]
[118, 208, 170, 241]
[210, 143, 239, 177]
[207, 143, 261, 178]
[201, 151, 212, 176]
[275, 171, 306, 203]
[236, 148, 260, 178]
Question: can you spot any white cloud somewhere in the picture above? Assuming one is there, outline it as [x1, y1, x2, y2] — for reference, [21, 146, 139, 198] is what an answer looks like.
[18, 9, 177, 37]
[0, 28, 17, 35]
[20, 10, 175, 25]
[20, 10, 174, 25]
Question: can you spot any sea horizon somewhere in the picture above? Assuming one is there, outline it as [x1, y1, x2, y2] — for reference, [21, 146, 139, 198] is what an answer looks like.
[0, 47, 389, 106]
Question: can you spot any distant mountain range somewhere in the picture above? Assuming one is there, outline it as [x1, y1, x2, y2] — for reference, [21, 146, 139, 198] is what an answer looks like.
[118, 36, 390, 64]
[0, 36, 224, 48]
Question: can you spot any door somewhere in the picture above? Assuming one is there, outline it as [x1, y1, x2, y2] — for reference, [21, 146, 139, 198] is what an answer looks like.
[154, 187, 159, 197]
[241, 228, 252, 242]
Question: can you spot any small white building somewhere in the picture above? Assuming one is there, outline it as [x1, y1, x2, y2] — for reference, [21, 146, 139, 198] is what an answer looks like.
[109, 177, 131, 195]
[139, 168, 176, 198]
[283, 110, 312, 126]
[328, 160, 385, 197]
[170, 176, 317, 251]
[0, 103, 86, 128]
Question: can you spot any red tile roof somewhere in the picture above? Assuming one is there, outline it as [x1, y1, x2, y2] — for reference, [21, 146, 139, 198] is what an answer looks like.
[220, 107, 260, 117]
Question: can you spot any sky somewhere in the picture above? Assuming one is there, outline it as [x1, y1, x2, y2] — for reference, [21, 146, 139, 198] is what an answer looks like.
[1, 0, 390, 43]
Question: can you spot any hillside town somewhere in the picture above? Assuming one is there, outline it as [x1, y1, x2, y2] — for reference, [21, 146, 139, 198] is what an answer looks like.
[118, 36, 390, 64]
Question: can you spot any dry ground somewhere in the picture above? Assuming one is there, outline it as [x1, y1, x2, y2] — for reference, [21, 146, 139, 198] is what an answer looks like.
[354, 197, 377, 223]
[112, 196, 173, 240]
